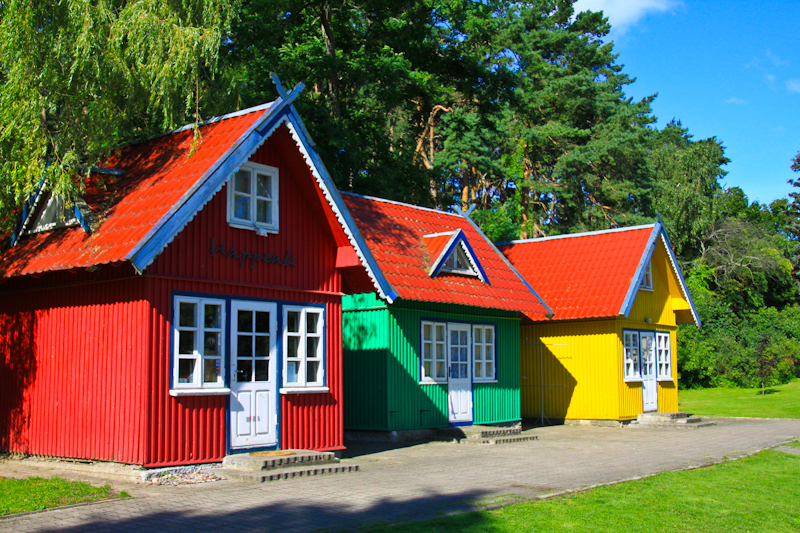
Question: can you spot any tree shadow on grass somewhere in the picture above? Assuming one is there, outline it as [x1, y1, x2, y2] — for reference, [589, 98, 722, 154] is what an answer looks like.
[758, 388, 780, 395]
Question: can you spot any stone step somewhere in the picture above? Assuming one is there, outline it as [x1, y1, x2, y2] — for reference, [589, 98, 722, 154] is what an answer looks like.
[474, 427, 522, 439]
[628, 420, 716, 429]
[637, 412, 690, 423]
[222, 450, 339, 472]
[457, 434, 538, 445]
[215, 464, 359, 483]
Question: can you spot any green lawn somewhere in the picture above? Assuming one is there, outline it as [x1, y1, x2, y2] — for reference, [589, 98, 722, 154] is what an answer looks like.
[679, 379, 800, 419]
[0, 476, 121, 516]
[365, 450, 800, 532]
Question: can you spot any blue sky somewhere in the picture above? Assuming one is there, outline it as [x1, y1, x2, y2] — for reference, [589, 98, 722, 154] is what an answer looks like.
[574, 0, 800, 205]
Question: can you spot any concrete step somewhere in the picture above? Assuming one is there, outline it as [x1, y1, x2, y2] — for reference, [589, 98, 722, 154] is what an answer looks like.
[636, 412, 690, 423]
[457, 434, 538, 445]
[215, 463, 359, 483]
[222, 450, 339, 472]
[628, 420, 716, 429]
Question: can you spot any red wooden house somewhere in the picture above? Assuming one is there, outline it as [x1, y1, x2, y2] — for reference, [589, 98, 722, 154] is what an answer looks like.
[0, 86, 382, 466]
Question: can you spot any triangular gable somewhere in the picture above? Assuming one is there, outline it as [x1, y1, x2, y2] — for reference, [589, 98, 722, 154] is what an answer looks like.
[423, 229, 488, 283]
[619, 222, 701, 326]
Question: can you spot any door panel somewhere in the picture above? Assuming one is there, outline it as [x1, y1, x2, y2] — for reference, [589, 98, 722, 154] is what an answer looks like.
[448, 323, 473, 424]
[640, 332, 658, 412]
[230, 301, 278, 448]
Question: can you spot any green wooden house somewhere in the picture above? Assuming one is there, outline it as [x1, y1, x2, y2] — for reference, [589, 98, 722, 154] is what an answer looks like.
[340, 193, 552, 430]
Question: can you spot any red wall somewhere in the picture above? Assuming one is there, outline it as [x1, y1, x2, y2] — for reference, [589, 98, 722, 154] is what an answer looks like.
[0, 276, 147, 463]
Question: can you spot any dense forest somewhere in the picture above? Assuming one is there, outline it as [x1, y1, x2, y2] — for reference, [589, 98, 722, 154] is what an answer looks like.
[1, 0, 799, 389]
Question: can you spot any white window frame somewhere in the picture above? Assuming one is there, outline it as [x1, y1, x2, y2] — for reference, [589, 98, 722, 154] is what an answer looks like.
[441, 244, 478, 277]
[421, 321, 448, 383]
[30, 193, 80, 234]
[639, 261, 653, 291]
[623, 330, 642, 382]
[656, 331, 673, 381]
[170, 296, 230, 396]
[227, 162, 279, 235]
[281, 306, 327, 393]
[472, 325, 496, 382]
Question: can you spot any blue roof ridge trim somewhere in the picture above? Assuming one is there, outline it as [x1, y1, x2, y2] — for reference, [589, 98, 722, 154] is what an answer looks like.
[426, 229, 488, 284]
[619, 224, 662, 318]
[458, 211, 554, 318]
[126, 93, 299, 271]
[340, 191, 463, 218]
[497, 223, 657, 246]
[147, 102, 275, 140]
[282, 114, 397, 303]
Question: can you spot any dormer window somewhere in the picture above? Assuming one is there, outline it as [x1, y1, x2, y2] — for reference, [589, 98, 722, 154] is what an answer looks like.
[441, 244, 477, 276]
[227, 162, 279, 235]
[29, 193, 79, 234]
[640, 260, 653, 291]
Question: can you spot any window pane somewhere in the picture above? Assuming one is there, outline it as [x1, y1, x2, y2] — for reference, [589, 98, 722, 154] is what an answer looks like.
[436, 361, 446, 378]
[286, 361, 299, 383]
[233, 194, 250, 220]
[178, 331, 195, 354]
[287, 311, 300, 333]
[287, 336, 300, 358]
[255, 336, 269, 357]
[436, 325, 445, 342]
[423, 343, 432, 360]
[255, 311, 270, 333]
[178, 359, 195, 383]
[234, 170, 250, 193]
[238, 310, 252, 333]
[475, 345, 483, 361]
[460, 347, 468, 362]
[256, 173, 272, 198]
[459, 364, 467, 378]
[474, 328, 482, 343]
[423, 361, 432, 379]
[307, 336, 320, 359]
[435, 344, 445, 360]
[204, 332, 220, 356]
[203, 359, 221, 383]
[307, 361, 320, 383]
[486, 345, 494, 361]
[423, 324, 432, 341]
[179, 302, 196, 327]
[254, 360, 269, 382]
[460, 331, 468, 345]
[474, 362, 483, 378]
[307, 312, 320, 334]
[237, 359, 252, 382]
[486, 328, 494, 343]
[204, 304, 221, 329]
[486, 362, 494, 378]
[256, 199, 270, 224]
[238, 335, 252, 357]
[451, 330, 458, 345]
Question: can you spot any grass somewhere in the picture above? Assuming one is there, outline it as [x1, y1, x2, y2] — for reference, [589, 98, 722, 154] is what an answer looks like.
[0, 476, 122, 516]
[679, 379, 800, 419]
[364, 450, 800, 532]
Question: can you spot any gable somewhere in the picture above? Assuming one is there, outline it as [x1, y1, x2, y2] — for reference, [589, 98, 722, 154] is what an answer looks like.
[424, 230, 487, 282]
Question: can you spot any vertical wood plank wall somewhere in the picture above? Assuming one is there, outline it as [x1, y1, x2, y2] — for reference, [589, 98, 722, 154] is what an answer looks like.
[0, 276, 147, 463]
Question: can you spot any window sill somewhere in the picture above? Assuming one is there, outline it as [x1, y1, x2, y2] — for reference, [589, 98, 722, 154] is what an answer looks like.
[474, 379, 498, 384]
[170, 388, 231, 397]
[624, 378, 643, 383]
[657, 377, 675, 382]
[228, 221, 278, 236]
[419, 380, 447, 385]
[280, 387, 329, 394]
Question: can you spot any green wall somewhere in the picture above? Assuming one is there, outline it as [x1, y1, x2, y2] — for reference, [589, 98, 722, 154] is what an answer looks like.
[343, 294, 521, 431]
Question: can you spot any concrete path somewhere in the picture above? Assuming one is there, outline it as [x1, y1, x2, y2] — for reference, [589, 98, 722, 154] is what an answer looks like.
[2, 417, 799, 532]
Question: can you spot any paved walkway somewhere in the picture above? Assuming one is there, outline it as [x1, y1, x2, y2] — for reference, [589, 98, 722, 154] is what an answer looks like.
[2, 418, 799, 532]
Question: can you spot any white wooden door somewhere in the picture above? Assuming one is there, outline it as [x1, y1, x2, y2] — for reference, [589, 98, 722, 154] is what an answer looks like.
[447, 323, 473, 424]
[640, 331, 658, 412]
[230, 301, 278, 448]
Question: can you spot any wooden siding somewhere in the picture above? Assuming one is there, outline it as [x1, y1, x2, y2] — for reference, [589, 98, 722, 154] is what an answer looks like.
[343, 296, 520, 431]
[0, 276, 148, 463]
[521, 321, 620, 420]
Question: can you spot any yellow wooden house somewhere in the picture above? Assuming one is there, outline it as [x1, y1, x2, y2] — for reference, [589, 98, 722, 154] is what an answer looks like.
[498, 222, 700, 423]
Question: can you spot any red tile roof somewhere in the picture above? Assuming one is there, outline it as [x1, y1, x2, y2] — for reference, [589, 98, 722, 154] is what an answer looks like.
[0, 105, 272, 278]
[498, 226, 656, 321]
[341, 193, 551, 318]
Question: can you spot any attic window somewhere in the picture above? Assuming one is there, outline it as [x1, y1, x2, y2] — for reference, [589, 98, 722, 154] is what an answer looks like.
[227, 162, 279, 235]
[640, 260, 653, 291]
[29, 193, 79, 233]
[441, 244, 477, 277]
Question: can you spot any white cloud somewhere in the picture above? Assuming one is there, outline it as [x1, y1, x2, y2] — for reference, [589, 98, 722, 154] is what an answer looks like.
[726, 98, 746, 105]
[765, 73, 776, 83]
[573, 0, 681, 32]
[787, 79, 800, 93]
[766, 50, 790, 67]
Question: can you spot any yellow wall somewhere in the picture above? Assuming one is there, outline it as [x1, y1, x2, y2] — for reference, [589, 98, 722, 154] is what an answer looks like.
[521, 239, 687, 421]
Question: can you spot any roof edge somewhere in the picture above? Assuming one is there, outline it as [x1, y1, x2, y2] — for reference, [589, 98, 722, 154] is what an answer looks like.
[340, 191, 463, 218]
[497, 223, 656, 246]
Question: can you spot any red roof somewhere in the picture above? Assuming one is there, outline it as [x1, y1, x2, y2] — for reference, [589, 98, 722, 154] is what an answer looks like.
[341, 193, 551, 318]
[0, 105, 271, 278]
[498, 226, 656, 321]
